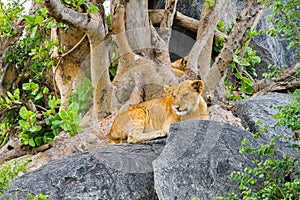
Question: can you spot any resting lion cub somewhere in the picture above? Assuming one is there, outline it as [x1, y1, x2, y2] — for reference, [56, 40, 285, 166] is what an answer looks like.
[107, 80, 209, 143]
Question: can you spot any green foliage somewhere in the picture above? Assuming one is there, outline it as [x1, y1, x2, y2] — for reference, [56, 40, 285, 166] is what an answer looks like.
[217, 21, 234, 35]
[69, 77, 93, 115]
[263, 0, 300, 58]
[214, 35, 225, 53]
[0, 160, 29, 195]
[55, 103, 83, 136]
[0, 0, 24, 37]
[225, 45, 260, 100]
[262, 64, 284, 79]
[59, 0, 99, 13]
[0, 1, 83, 148]
[217, 94, 300, 200]
[204, 0, 215, 9]
[26, 193, 49, 200]
[273, 89, 300, 132]
[0, 80, 82, 147]
[109, 52, 119, 80]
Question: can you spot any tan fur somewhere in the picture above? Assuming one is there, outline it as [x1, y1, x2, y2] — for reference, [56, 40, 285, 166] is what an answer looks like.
[107, 80, 209, 143]
[171, 56, 188, 77]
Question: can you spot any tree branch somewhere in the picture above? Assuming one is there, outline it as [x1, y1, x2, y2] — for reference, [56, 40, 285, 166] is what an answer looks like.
[38, 0, 105, 36]
[186, 0, 229, 80]
[205, 0, 264, 103]
[149, 9, 199, 33]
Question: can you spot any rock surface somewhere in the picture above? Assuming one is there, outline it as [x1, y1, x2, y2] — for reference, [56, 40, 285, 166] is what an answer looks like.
[1, 93, 297, 200]
[153, 120, 258, 200]
[233, 92, 295, 136]
[233, 92, 296, 154]
[0, 140, 165, 200]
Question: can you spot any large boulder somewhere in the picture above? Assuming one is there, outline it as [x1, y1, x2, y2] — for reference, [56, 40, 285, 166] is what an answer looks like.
[0, 140, 165, 200]
[233, 92, 295, 137]
[1, 93, 297, 200]
[153, 120, 260, 200]
[233, 92, 297, 157]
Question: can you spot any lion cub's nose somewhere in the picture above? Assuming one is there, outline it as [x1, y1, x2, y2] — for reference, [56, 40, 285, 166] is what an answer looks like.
[174, 106, 180, 111]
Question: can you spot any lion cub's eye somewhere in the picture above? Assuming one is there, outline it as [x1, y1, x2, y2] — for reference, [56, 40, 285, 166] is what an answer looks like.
[182, 93, 189, 97]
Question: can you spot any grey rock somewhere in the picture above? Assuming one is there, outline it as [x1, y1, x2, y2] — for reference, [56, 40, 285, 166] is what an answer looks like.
[233, 92, 297, 155]
[0, 140, 165, 200]
[153, 120, 260, 200]
[233, 92, 295, 136]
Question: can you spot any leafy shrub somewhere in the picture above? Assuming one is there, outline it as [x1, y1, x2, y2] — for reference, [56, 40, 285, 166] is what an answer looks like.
[0, 160, 29, 195]
[217, 90, 300, 199]
[69, 77, 93, 116]
[26, 193, 49, 200]
[0, 80, 82, 147]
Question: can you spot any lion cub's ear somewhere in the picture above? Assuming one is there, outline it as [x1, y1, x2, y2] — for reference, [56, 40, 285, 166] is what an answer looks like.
[164, 85, 174, 95]
[190, 80, 204, 93]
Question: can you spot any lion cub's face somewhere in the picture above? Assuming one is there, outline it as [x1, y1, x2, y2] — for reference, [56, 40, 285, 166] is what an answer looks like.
[164, 80, 204, 116]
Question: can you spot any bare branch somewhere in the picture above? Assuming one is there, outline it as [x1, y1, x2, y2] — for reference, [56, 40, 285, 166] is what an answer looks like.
[159, 0, 179, 45]
[186, 0, 229, 80]
[149, 9, 199, 33]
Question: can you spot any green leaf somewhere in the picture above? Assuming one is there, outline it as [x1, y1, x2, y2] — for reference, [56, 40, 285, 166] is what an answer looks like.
[240, 59, 251, 66]
[29, 113, 36, 123]
[88, 5, 99, 13]
[29, 125, 42, 133]
[61, 123, 71, 131]
[242, 77, 253, 86]
[42, 87, 49, 94]
[7, 91, 13, 100]
[34, 136, 42, 146]
[34, 93, 43, 101]
[28, 138, 35, 147]
[35, 16, 44, 25]
[19, 120, 30, 129]
[224, 81, 233, 87]
[18, 133, 29, 140]
[68, 102, 80, 113]
[232, 55, 240, 64]
[59, 109, 68, 120]
[23, 15, 35, 24]
[13, 88, 20, 99]
[22, 83, 30, 91]
[19, 107, 29, 119]
[235, 71, 242, 79]
[30, 26, 38, 39]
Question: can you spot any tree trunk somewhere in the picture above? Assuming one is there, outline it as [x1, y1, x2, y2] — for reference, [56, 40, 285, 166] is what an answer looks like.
[52, 26, 90, 109]
[205, 0, 264, 103]
[186, 0, 229, 80]
[111, 4, 177, 111]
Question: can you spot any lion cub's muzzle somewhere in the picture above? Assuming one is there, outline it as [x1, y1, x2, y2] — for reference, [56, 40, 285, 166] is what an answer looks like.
[173, 105, 189, 115]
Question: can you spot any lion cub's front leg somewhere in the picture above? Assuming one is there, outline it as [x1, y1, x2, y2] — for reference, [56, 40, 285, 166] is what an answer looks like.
[128, 130, 167, 143]
[127, 108, 168, 143]
[108, 107, 169, 144]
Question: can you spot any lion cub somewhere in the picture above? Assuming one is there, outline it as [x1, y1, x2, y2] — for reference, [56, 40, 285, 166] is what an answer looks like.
[107, 80, 209, 143]
[171, 56, 188, 77]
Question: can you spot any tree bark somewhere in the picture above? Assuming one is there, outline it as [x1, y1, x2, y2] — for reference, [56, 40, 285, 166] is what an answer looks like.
[254, 62, 300, 95]
[186, 0, 229, 81]
[205, 0, 264, 103]
[39, 0, 111, 121]
[149, 9, 199, 33]
[159, 0, 179, 46]
[111, 4, 176, 111]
